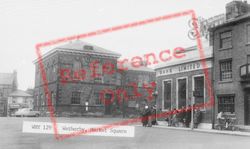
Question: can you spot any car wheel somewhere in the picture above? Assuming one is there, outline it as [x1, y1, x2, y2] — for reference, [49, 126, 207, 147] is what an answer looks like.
[35, 113, 39, 117]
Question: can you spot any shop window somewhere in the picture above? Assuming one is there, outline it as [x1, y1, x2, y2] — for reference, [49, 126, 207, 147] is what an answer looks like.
[220, 59, 232, 81]
[218, 95, 235, 113]
[71, 92, 81, 104]
[177, 78, 187, 108]
[163, 80, 172, 110]
[220, 31, 232, 49]
[193, 76, 205, 108]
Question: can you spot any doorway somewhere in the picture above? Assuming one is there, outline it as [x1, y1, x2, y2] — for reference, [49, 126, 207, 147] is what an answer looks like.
[104, 93, 112, 115]
[245, 90, 250, 125]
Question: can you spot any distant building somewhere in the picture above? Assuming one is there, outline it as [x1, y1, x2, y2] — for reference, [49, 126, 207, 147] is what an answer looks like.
[0, 71, 17, 116]
[33, 40, 155, 116]
[210, 0, 250, 125]
[8, 90, 33, 116]
[118, 63, 155, 117]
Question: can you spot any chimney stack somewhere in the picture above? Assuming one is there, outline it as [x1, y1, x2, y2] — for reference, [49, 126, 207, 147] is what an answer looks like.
[226, 0, 250, 20]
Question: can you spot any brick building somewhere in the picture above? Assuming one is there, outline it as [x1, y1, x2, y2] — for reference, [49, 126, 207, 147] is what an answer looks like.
[34, 40, 155, 116]
[118, 64, 156, 117]
[210, 0, 250, 125]
[155, 40, 213, 128]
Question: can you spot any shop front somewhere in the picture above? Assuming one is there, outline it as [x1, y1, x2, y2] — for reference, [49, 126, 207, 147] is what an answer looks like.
[155, 45, 213, 128]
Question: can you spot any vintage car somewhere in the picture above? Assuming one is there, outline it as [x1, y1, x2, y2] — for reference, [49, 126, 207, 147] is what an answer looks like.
[14, 108, 40, 117]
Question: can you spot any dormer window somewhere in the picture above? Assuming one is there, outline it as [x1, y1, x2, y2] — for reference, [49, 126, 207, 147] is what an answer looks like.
[83, 45, 94, 50]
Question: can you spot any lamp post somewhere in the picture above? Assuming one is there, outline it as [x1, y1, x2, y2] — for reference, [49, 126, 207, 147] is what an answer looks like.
[152, 89, 158, 123]
[192, 90, 199, 130]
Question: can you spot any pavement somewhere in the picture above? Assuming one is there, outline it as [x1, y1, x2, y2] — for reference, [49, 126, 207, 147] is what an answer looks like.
[154, 123, 250, 137]
[1, 117, 250, 149]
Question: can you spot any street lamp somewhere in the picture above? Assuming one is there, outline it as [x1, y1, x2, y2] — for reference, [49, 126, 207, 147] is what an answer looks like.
[152, 89, 158, 124]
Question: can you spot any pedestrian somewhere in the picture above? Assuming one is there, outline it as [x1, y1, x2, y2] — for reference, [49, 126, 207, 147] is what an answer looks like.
[172, 108, 178, 127]
[142, 105, 151, 127]
[217, 111, 225, 129]
[185, 106, 191, 128]
[151, 105, 157, 125]
[194, 108, 202, 128]
[178, 106, 186, 127]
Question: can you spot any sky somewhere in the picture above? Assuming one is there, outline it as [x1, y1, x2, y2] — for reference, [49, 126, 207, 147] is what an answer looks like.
[0, 0, 236, 90]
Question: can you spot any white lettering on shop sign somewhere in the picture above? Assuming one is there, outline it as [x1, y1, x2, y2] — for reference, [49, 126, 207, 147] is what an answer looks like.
[156, 60, 212, 77]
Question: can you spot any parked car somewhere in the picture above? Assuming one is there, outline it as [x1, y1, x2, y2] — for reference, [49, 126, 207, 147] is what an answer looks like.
[14, 108, 40, 117]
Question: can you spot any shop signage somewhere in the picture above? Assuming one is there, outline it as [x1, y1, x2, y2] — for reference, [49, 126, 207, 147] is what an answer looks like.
[156, 60, 212, 77]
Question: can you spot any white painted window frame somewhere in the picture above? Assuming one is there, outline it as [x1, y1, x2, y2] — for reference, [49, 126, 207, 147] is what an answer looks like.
[192, 74, 206, 111]
[176, 76, 188, 109]
[162, 79, 172, 111]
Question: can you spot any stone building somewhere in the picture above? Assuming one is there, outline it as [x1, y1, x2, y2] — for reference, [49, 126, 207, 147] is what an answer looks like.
[0, 71, 17, 116]
[34, 40, 155, 116]
[155, 41, 213, 128]
[210, 0, 250, 125]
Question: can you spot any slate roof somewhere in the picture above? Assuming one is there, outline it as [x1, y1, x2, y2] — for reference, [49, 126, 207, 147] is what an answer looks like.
[56, 40, 121, 57]
[34, 40, 122, 63]
[9, 90, 32, 97]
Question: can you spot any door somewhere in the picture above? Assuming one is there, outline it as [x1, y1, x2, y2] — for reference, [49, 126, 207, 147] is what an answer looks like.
[104, 94, 112, 115]
[245, 91, 250, 125]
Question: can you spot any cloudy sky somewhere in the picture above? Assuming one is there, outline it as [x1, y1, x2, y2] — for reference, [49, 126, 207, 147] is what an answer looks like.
[0, 0, 235, 90]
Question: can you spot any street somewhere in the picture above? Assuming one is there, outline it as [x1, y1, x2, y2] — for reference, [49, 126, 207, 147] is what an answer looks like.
[1, 117, 250, 149]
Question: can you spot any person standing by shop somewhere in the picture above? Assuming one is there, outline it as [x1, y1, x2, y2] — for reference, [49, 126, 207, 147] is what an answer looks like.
[184, 106, 192, 128]
[194, 108, 202, 128]
[142, 105, 151, 127]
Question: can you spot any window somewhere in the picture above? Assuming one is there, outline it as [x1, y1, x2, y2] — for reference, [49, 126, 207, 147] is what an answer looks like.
[116, 73, 122, 85]
[220, 59, 232, 81]
[177, 78, 187, 108]
[218, 95, 235, 113]
[94, 93, 102, 105]
[41, 94, 44, 106]
[51, 91, 55, 106]
[93, 62, 103, 83]
[163, 80, 171, 110]
[71, 92, 81, 104]
[247, 55, 250, 64]
[220, 31, 232, 49]
[247, 25, 250, 43]
[73, 60, 81, 71]
[36, 95, 39, 107]
[193, 76, 205, 108]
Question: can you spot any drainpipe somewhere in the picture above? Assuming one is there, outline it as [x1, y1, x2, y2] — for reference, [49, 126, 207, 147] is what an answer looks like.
[211, 31, 215, 129]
